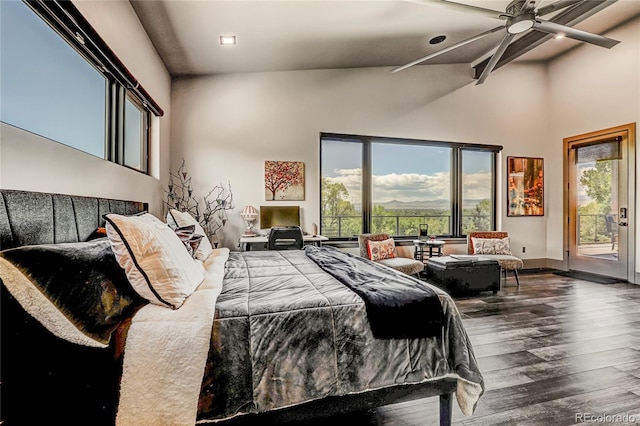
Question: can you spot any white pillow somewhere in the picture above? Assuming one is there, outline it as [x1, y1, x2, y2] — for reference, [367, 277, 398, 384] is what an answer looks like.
[471, 237, 512, 255]
[167, 209, 213, 261]
[105, 212, 204, 309]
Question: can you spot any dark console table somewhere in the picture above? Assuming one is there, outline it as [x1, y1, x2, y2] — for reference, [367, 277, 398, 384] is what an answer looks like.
[426, 256, 500, 295]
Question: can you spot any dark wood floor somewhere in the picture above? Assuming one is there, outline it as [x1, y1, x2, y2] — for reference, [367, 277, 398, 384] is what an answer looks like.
[371, 272, 640, 425]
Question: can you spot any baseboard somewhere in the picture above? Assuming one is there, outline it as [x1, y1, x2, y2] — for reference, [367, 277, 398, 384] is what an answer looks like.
[521, 258, 549, 270]
[545, 258, 566, 271]
[521, 258, 640, 285]
[520, 258, 564, 275]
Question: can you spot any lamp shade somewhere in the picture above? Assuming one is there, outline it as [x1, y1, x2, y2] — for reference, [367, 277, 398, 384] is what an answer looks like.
[241, 205, 259, 236]
[240, 205, 258, 221]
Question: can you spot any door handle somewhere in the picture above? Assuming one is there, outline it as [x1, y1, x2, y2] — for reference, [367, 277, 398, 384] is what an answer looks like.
[619, 222, 628, 227]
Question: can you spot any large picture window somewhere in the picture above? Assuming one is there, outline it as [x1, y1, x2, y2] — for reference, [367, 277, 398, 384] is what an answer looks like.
[320, 133, 501, 239]
[0, 0, 161, 173]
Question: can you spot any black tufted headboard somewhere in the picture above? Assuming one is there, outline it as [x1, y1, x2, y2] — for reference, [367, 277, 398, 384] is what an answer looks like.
[0, 189, 147, 250]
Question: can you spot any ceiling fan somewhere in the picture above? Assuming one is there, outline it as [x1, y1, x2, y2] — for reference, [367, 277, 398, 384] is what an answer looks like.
[391, 0, 620, 85]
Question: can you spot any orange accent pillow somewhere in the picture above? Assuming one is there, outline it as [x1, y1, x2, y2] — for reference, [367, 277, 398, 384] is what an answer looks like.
[87, 227, 107, 240]
[367, 238, 397, 261]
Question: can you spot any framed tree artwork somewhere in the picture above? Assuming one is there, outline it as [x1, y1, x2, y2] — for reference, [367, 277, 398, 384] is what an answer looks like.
[264, 160, 305, 201]
[507, 156, 544, 217]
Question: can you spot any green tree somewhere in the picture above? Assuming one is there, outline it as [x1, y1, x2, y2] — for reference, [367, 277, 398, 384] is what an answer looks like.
[580, 161, 612, 214]
[321, 178, 356, 237]
[371, 205, 397, 235]
[463, 199, 492, 234]
[577, 201, 610, 244]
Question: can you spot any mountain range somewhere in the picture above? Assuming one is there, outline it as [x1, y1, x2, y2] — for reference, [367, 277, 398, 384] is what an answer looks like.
[352, 198, 487, 211]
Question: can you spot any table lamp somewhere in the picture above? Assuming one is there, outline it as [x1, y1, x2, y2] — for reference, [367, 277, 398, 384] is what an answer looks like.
[240, 205, 259, 236]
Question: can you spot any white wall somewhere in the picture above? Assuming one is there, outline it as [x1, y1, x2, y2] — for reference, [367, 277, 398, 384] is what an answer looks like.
[548, 17, 640, 276]
[172, 62, 551, 252]
[0, 0, 171, 216]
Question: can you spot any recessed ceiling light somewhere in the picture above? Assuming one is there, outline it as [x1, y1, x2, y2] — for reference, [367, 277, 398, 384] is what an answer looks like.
[219, 35, 236, 46]
[554, 33, 566, 40]
[429, 35, 447, 45]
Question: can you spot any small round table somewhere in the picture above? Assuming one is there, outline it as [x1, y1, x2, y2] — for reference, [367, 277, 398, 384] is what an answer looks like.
[413, 239, 445, 262]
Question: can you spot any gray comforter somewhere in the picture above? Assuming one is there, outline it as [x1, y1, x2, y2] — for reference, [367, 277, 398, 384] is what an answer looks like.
[196, 249, 484, 421]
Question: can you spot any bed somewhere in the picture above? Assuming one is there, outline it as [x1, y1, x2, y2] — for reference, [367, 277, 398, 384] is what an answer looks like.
[0, 189, 484, 426]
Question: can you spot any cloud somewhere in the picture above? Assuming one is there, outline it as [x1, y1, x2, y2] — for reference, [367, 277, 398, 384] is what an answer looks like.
[462, 172, 492, 200]
[372, 172, 449, 202]
[325, 169, 362, 203]
[325, 169, 492, 203]
[333, 168, 361, 176]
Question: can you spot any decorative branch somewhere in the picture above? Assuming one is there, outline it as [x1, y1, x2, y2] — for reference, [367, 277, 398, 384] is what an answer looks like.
[164, 159, 234, 242]
[164, 159, 200, 219]
[201, 181, 235, 240]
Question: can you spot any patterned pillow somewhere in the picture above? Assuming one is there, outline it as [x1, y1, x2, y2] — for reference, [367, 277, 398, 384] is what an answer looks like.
[167, 209, 213, 261]
[368, 238, 397, 261]
[471, 237, 512, 255]
[173, 225, 204, 259]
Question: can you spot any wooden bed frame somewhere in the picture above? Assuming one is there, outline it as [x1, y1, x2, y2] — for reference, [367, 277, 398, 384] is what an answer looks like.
[0, 189, 456, 426]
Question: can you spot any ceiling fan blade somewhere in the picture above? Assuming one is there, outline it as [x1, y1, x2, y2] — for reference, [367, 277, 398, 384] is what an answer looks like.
[533, 19, 620, 48]
[391, 26, 504, 73]
[476, 32, 515, 85]
[407, 0, 507, 20]
[536, 0, 584, 16]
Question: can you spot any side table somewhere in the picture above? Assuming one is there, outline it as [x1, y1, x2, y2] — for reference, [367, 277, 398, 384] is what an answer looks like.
[413, 239, 445, 262]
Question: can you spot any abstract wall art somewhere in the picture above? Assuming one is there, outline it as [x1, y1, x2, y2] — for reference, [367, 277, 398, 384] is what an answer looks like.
[264, 160, 305, 201]
[507, 156, 544, 216]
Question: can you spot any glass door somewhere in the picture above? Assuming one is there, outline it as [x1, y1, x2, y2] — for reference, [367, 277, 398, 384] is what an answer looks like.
[567, 130, 629, 279]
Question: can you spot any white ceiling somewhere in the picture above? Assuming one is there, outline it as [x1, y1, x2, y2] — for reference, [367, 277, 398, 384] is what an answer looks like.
[130, 0, 640, 77]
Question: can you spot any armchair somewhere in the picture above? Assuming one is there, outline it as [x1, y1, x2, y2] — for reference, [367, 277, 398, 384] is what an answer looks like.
[358, 233, 424, 278]
[467, 231, 523, 286]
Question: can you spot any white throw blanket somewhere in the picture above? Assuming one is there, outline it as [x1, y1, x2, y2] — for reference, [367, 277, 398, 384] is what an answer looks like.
[116, 248, 228, 426]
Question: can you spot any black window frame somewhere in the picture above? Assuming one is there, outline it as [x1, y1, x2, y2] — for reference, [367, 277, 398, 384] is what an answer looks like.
[122, 93, 151, 173]
[16, 0, 162, 174]
[320, 132, 502, 240]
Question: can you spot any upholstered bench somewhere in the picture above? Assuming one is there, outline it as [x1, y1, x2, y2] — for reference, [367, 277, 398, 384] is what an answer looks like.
[426, 256, 501, 295]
